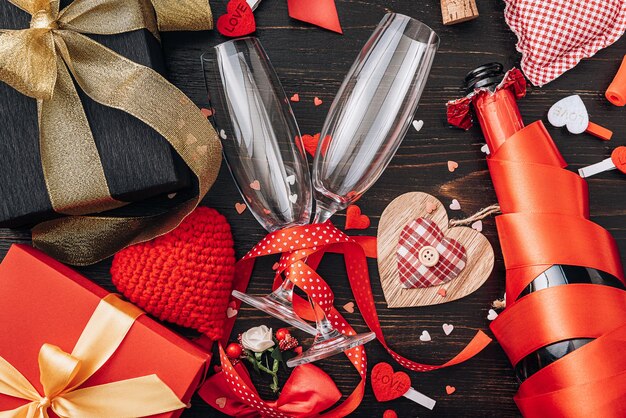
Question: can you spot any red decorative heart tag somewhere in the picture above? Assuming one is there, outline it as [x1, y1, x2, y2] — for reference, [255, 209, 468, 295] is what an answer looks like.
[217, 0, 256, 38]
[371, 363, 411, 402]
[397, 218, 467, 289]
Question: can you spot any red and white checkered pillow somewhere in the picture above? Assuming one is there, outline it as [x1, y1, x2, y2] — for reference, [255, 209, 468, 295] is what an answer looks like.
[504, 0, 626, 86]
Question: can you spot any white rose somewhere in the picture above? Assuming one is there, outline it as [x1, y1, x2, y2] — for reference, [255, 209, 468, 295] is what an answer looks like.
[241, 325, 275, 353]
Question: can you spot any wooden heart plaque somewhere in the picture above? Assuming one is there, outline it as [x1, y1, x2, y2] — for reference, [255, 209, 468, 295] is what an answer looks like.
[377, 192, 494, 308]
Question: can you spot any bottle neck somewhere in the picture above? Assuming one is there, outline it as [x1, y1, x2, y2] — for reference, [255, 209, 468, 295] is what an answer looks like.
[473, 88, 524, 154]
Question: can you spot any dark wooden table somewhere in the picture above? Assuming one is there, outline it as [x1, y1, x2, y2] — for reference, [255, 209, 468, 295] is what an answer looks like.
[2, 1, 625, 417]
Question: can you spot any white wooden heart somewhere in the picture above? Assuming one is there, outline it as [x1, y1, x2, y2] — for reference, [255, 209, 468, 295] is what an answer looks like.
[547, 95, 589, 134]
[377, 192, 494, 308]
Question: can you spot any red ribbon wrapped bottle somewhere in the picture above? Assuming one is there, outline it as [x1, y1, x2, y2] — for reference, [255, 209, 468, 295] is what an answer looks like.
[448, 63, 626, 417]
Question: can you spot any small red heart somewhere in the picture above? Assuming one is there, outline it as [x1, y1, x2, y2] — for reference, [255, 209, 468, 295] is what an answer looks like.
[371, 363, 411, 402]
[446, 385, 456, 395]
[383, 411, 398, 418]
[300, 133, 321, 157]
[201, 108, 213, 118]
[290, 93, 300, 102]
[217, 0, 256, 38]
[345, 205, 370, 230]
[314, 97, 323, 106]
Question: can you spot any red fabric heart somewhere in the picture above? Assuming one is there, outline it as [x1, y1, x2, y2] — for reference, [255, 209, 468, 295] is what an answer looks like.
[111, 207, 236, 341]
[504, 0, 626, 86]
[345, 205, 370, 230]
[217, 0, 256, 38]
[300, 133, 326, 157]
[371, 363, 411, 402]
[396, 218, 467, 289]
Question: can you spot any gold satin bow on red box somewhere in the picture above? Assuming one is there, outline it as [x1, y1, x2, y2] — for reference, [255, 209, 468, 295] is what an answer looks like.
[487, 121, 626, 417]
[0, 294, 185, 417]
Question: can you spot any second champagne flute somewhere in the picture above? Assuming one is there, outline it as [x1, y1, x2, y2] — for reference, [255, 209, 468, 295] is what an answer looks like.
[287, 13, 439, 367]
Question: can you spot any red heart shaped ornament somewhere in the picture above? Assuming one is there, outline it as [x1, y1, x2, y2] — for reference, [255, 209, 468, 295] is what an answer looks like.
[217, 0, 256, 38]
[396, 217, 467, 289]
[345, 205, 370, 230]
[371, 362, 411, 402]
[111, 207, 236, 341]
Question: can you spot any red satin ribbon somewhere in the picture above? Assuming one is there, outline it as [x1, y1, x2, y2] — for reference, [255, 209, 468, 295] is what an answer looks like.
[287, 0, 342, 33]
[486, 120, 626, 417]
[200, 362, 342, 417]
[211, 222, 490, 417]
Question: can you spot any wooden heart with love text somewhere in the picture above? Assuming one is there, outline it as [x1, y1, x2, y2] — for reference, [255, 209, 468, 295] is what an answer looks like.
[377, 192, 494, 308]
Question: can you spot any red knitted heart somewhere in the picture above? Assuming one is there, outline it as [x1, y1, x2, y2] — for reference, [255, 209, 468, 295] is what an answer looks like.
[111, 207, 236, 341]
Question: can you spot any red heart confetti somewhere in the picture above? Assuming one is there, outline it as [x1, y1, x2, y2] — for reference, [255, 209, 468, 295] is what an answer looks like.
[216, 0, 256, 38]
[343, 301, 355, 313]
[383, 411, 398, 418]
[250, 180, 261, 190]
[290, 93, 300, 102]
[437, 288, 447, 297]
[216, 397, 227, 408]
[345, 205, 370, 230]
[446, 385, 456, 395]
[448, 160, 459, 172]
[235, 202, 247, 214]
[314, 97, 323, 106]
[301, 133, 321, 156]
[425, 200, 438, 214]
[371, 362, 411, 402]
[201, 108, 213, 118]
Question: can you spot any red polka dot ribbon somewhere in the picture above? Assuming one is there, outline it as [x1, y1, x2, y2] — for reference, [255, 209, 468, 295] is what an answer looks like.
[214, 222, 491, 416]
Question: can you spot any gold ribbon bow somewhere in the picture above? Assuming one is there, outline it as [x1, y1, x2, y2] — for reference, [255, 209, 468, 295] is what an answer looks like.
[0, 0, 221, 265]
[0, 294, 186, 417]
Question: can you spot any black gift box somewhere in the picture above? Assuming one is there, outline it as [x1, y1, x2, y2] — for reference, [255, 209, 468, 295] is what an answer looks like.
[0, 1, 190, 227]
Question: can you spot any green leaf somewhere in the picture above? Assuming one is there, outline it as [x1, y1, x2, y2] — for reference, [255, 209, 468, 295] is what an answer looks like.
[271, 347, 284, 363]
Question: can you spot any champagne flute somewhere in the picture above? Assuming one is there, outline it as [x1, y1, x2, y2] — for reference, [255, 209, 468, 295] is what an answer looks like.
[202, 37, 317, 335]
[287, 13, 439, 367]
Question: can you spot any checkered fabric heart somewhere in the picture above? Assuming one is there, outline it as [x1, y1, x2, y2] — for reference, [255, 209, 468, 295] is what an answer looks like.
[504, 0, 626, 86]
[396, 218, 467, 289]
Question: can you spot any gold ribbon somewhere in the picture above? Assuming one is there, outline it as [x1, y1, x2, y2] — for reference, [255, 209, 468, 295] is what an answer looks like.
[0, 294, 186, 417]
[0, 0, 221, 265]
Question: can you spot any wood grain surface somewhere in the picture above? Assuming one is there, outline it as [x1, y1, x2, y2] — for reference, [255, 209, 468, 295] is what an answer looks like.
[1, 1, 625, 417]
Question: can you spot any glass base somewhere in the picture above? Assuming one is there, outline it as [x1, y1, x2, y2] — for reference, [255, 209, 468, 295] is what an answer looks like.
[286, 330, 376, 367]
[231, 290, 318, 335]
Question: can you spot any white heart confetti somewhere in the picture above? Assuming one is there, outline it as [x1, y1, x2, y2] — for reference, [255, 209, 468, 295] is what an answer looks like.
[289, 194, 298, 203]
[471, 220, 483, 232]
[419, 330, 431, 342]
[220, 129, 227, 139]
[449, 199, 461, 211]
[412, 119, 424, 132]
[547, 95, 589, 135]
[480, 144, 490, 155]
[286, 175, 296, 185]
[442, 323, 454, 335]
[487, 309, 498, 321]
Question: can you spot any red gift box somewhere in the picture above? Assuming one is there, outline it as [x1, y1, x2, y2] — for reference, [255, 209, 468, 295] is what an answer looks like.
[0, 244, 210, 417]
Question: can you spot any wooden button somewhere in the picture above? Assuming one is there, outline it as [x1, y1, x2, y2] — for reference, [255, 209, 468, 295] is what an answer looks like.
[418, 246, 439, 267]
